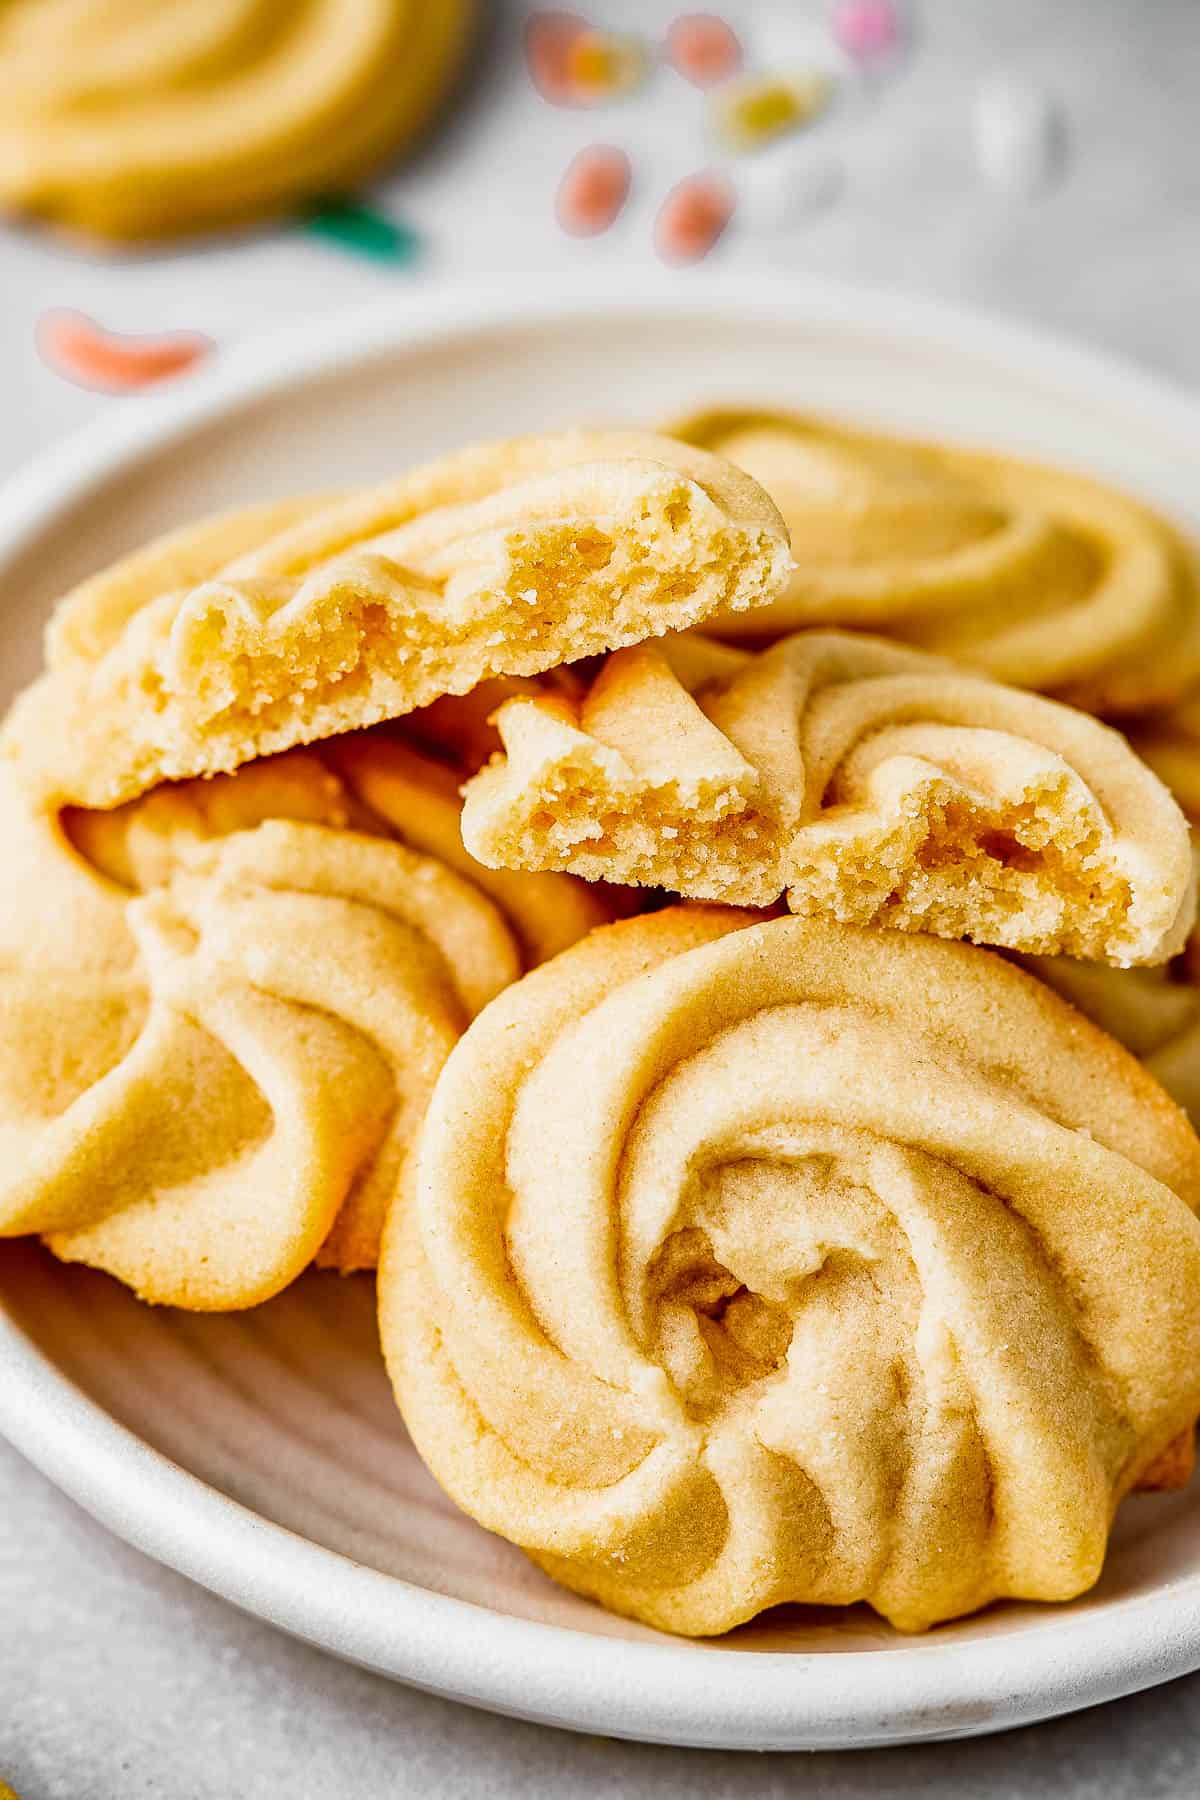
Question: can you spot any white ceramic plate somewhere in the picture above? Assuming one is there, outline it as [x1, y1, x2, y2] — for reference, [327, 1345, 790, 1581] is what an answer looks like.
[4, 276, 1200, 1753]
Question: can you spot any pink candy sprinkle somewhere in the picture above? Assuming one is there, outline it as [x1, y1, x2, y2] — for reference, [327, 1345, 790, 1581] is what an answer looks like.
[666, 14, 742, 87]
[36, 310, 211, 394]
[654, 171, 735, 265]
[526, 10, 646, 105]
[557, 145, 632, 235]
[526, 11, 586, 103]
[831, 0, 901, 61]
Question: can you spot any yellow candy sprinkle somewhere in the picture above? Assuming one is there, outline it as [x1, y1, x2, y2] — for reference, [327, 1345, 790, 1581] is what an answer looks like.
[566, 30, 646, 99]
[711, 70, 832, 152]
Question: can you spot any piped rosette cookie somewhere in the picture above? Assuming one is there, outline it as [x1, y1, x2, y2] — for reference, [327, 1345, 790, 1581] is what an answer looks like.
[0, 0, 476, 242]
[1020, 694, 1200, 1123]
[667, 408, 1200, 717]
[1132, 693, 1200, 823]
[1020, 941, 1200, 1130]
[0, 736, 609, 1306]
[460, 631, 1195, 964]
[382, 909, 1200, 1635]
[2, 431, 792, 810]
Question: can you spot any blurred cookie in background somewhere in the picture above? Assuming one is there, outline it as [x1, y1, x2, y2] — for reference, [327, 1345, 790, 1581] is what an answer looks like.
[0, 0, 477, 243]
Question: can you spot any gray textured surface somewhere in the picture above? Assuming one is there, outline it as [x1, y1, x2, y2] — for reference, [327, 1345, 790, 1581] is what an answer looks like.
[2, 0, 1199, 483]
[4, 1431, 1200, 1798]
[3, 1, 1200, 1793]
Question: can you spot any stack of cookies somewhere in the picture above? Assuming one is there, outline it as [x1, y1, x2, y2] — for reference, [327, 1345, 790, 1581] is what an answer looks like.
[5, 416, 1200, 1639]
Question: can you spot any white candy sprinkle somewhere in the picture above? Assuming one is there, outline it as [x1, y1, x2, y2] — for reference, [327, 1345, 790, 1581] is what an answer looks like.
[741, 151, 846, 233]
[973, 76, 1068, 197]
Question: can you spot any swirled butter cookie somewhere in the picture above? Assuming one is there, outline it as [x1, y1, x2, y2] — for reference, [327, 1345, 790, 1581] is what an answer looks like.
[0, 0, 475, 242]
[668, 408, 1200, 716]
[461, 630, 1194, 964]
[1022, 939, 1200, 1129]
[3, 433, 792, 810]
[1022, 700, 1200, 1122]
[0, 735, 609, 1304]
[1131, 693, 1200, 821]
[382, 910, 1200, 1635]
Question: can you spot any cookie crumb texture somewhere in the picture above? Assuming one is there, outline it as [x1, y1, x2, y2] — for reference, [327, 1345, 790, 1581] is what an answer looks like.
[383, 911, 1200, 1635]
[2, 433, 791, 812]
[462, 631, 1195, 964]
[1020, 701, 1200, 1124]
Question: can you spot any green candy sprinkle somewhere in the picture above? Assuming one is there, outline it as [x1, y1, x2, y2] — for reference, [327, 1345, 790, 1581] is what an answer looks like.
[302, 198, 421, 265]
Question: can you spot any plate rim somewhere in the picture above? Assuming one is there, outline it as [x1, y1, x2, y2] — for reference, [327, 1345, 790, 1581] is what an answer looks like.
[7, 1283, 1200, 1751]
[4, 272, 1200, 1751]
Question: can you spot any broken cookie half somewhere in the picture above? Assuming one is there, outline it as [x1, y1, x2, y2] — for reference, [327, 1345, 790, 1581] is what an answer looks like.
[461, 630, 1195, 964]
[3, 430, 792, 811]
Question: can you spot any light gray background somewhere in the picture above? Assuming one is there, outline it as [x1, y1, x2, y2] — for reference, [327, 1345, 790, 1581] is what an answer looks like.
[3, 1, 1199, 1793]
